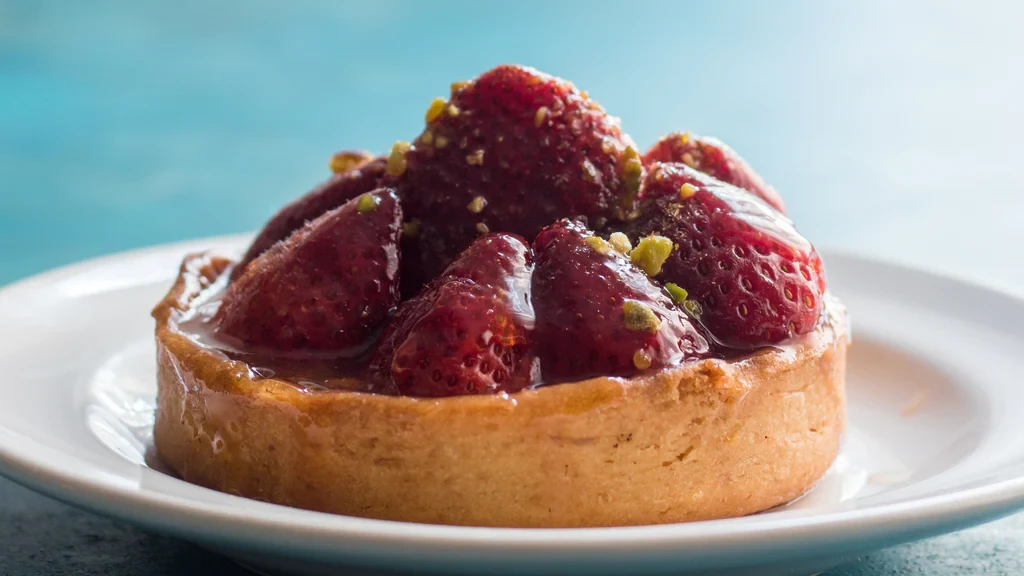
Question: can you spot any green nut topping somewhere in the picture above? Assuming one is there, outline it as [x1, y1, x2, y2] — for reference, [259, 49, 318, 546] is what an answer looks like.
[584, 236, 614, 256]
[623, 300, 661, 332]
[630, 235, 674, 276]
[621, 146, 644, 210]
[386, 141, 410, 177]
[665, 282, 689, 305]
[683, 299, 703, 318]
[356, 193, 381, 213]
[608, 232, 632, 254]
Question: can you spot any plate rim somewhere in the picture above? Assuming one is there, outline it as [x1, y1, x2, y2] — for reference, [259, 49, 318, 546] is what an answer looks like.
[1, 237, 1024, 558]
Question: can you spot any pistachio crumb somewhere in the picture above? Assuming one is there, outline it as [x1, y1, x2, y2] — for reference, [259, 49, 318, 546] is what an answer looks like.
[683, 299, 703, 318]
[679, 131, 691, 145]
[386, 141, 411, 176]
[621, 146, 644, 208]
[584, 236, 614, 256]
[534, 106, 549, 127]
[356, 193, 380, 213]
[681, 152, 696, 168]
[328, 150, 372, 174]
[467, 196, 487, 213]
[632, 349, 652, 370]
[425, 97, 447, 123]
[679, 183, 697, 199]
[630, 235, 674, 276]
[435, 135, 449, 148]
[447, 104, 460, 117]
[421, 129, 434, 145]
[623, 300, 662, 332]
[466, 149, 485, 165]
[450, 80, 469, 93]
[665, 282, 688, 305]
[476, 222, 490, 235]
[608, 232, 632, 254]
[402, 220, 421, 237]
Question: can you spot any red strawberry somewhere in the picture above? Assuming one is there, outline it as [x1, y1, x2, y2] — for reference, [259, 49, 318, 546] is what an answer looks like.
[643, 132, 785, 213]
[531, 220, 708, 383]
[232, 156, 386, 279]
[386, 64, 644, 286]
[370, 233, 536, 397]
[216, 188, 402, 356]
[627, 163, 825, 349]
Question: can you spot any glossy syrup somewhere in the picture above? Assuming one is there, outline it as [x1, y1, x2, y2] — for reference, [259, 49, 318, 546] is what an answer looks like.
[176, 269, 845, 397]
[175, 279, 396, 395]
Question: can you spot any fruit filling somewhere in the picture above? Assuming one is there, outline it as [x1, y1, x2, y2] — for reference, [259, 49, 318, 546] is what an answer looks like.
[181, 64, 830, 397]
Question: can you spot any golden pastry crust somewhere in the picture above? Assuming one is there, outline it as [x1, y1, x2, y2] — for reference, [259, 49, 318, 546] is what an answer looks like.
[153, 252, 848, 528]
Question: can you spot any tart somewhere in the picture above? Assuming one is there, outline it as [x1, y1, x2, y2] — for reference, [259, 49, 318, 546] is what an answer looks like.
[153, 64, 848, 528]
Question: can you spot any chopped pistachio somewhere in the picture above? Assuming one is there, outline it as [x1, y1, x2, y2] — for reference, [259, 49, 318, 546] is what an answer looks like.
[681, 152, 696, 168]
[402, 220, 421, 237]
[621, 146, 643, 208]
[466, 149, 484, 166]
[435, 135, 449, 148]
[476, 222, 490, 234]
[630, 235, 674, 276]
[328, 150, 372, 174]
[584, 236, 614, 256]
[679, 183, 697, 199]
[608, 232, 632, 254]
[420, 129, 434, 145]
[467, 196, 487, 213]
[356, 193, 380, 213]
[683, 299, 703, 318]
[623, 300, 661, 332]
[679, 131, 691, 145]
[447, 104, 460, 117]
[425, 97, 447, 123]
[665, 282, 689, 305]
[386, 141, 411, 177]
[632, 349, 652, 370]
[450, 80, 469, 93]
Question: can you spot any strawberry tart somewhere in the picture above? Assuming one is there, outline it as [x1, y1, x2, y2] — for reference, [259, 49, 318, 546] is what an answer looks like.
[153, 64, 847, 528]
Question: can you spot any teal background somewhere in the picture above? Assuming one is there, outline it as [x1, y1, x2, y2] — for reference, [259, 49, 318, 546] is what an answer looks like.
[3, 0, 1023, 290]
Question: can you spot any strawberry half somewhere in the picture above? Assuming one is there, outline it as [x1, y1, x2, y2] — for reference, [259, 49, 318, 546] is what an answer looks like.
[627, 163, 825, 349]
[643, 132, 785, 213]
[369, 233, 536, 397]
[232, 156, 386, 279]
[387, 64, 644, 288]
[531, 220, 708, 383]
[216, 188, 402, 356]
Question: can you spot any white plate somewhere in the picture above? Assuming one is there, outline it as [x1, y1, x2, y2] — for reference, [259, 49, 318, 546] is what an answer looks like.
[1, 236, 1024, 576]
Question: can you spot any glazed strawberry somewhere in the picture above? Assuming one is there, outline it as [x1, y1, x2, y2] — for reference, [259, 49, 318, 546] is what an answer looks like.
[216, 188, 402, 355]
[370, 233, 536, 397]
[643, 132, 785, 213]
[232, 156, 386, 279]
[386, 64, 644, 286]
[627, 163, 825, 349]
[531, 220, 708, 382]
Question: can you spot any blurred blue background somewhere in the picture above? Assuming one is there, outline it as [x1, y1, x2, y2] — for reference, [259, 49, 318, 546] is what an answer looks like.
[1, 0, 1023, 289]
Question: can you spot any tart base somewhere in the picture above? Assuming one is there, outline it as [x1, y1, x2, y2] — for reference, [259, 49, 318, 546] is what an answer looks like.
[153, 252, 848, 528]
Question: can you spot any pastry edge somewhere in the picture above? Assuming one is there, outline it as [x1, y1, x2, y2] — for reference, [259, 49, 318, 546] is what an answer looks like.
[153, 251, 848, 527]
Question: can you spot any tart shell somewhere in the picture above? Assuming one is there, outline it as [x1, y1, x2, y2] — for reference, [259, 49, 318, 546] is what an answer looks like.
[153, 252, 848, 528]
